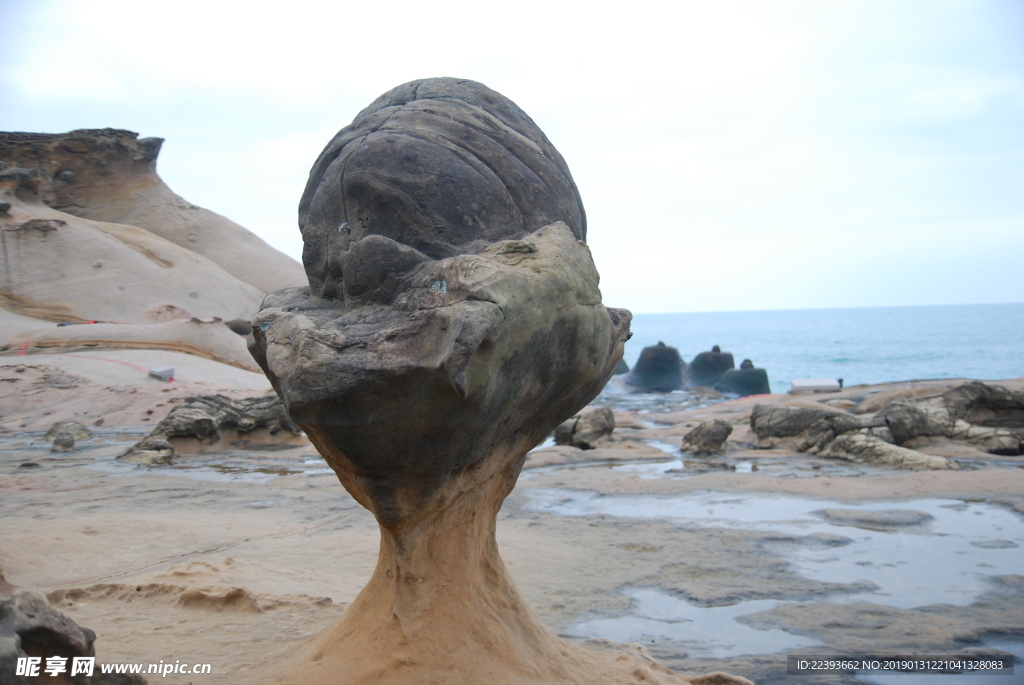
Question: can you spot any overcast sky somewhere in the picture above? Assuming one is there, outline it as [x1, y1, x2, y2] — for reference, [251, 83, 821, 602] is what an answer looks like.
[2, 0, 1021, 314]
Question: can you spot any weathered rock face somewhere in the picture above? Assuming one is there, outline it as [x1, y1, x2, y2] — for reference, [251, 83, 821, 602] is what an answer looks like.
[554, 405, 616, 450]
[0, 160, 267, 368]
[248, 79, 749, 685]
[120, 394, 301, 465]
[43, 421, 92, 442]
[298, 78, 586, 300]
[0, 129, 305, 294]
[0, 590, 148, 684]
[624, 342, 685, 391]
[749, 381, 1024, 469]
[681, 419, 733, 456]
[687, 349, 735, 387]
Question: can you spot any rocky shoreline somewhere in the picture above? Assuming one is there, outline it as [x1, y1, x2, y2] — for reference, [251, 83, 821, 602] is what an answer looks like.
[2, 355, 1022, 684]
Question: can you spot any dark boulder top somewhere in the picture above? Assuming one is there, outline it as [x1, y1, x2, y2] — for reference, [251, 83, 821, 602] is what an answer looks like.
[688, 349, 735, 386]
[625, 341, 685, 391]
[299, 77, 587, 299]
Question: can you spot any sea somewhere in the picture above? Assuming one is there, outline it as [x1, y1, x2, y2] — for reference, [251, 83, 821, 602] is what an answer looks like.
[597, 303, 1023, 412]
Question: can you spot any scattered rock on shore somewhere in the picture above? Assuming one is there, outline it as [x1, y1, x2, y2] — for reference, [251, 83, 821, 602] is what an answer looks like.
[681, 419, 733, 456]
[121, 394, 300, 465]
[555, 405, 616, 449]
[0, 590, 148, 684]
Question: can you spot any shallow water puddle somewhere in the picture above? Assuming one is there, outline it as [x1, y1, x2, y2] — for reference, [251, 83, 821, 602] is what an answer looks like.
[611, 459, 684, 478]
[569, 589, 823, 658]
[538, 489, 1024, 659]
[526, 490, 1024, 609]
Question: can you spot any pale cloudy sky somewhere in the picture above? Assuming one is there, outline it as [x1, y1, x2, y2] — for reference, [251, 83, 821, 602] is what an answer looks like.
[2, 0, 1021, 313]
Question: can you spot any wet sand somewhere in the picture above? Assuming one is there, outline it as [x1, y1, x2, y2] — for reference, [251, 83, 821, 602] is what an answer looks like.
[2, 354, 1023, 684]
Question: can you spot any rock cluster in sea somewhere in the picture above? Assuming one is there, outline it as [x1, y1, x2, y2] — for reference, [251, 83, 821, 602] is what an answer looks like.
[626, 342, 770, 396]
[248, 77, 751, 685]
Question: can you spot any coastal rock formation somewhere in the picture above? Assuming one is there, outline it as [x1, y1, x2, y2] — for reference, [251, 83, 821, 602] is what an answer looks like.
[625, 342, 685, 391]
[249, 78, 748, 685]
[554, 405, 616, 450]
[0, 590, 148, 684]
[43, 421, 92, 442]
[0, 130, 304, 294]
[121, 394, 301, 465]
[0, 159, 268, 367]
[687, 347, 735, 387]
[750, 381, 1024, 469]
[681, 419, 733, 456]
[0, 163, 264, 325]
[716, 367, 770, 396]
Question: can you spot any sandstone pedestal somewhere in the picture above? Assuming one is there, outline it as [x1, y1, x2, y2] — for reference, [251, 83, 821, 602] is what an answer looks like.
[248, 78, 752, 685]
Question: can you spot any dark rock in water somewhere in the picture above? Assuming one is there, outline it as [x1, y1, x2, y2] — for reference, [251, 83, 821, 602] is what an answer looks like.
[716, 368, 771, 396]
[242, 78, 750, 684]
[624, 341, 684, 391]
[43, 421, 91, 442]
[687, 348, 735, 387]
[681, 419, 733, 456]
[298, 77, 587, 300]
[120, 394, 300, 465]
[0, 590, 148, 684]
[614, 358, 629, 375]
[50, 432, 75, 452]
[554, 405, 615, 450]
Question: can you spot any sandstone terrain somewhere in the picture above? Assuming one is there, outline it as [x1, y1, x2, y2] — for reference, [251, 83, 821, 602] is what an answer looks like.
[0, 130, 305, 370]
[2, 352, 1022, 684]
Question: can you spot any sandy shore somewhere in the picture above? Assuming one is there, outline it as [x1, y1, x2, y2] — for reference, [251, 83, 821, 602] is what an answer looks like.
[2, 353, 1022, 684]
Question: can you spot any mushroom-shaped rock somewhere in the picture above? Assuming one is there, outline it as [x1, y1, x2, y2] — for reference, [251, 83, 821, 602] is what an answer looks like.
[248, 78, 750, 685]
[716, 367, 771, 396]
[687, 347, 735, 387]
[624, 341, 685, 391]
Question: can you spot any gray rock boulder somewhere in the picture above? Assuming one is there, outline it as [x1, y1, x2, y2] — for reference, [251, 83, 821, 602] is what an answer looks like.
[50, 433, 76, 453]
[43, 422, 92, 442]
[298, 77, 586, 300]
[751, 404, 835, 439]
[0, 590, 147, 684]
[681, 419, 733, 456]
[555, 406, 616, 450]
[120, 394, 300, 465]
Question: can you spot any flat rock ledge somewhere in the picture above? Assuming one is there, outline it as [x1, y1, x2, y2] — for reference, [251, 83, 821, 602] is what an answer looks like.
[750, 381, 1024, 469]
